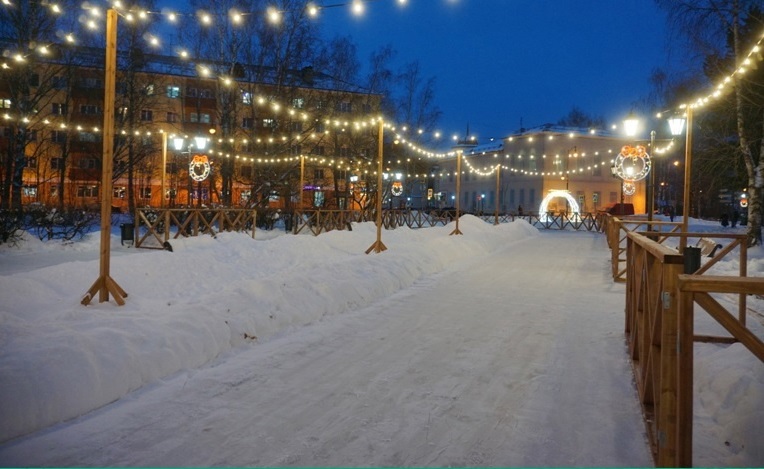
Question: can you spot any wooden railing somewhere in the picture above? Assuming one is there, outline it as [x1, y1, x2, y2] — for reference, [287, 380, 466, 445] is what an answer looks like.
[291, 209, 609, 234]
[133, 208, 617, 247]
[624, 230, 762, 467]
[607, 216, 682, 282]
[625, 232, 684, 466]
[676, 275, 764, 467]
[135, 207, 257, 248]
[292, 208, 461, 234]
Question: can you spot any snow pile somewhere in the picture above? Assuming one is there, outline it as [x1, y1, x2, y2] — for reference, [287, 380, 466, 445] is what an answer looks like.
[1, 214, 763, 466]
[0, 215, 537, 443]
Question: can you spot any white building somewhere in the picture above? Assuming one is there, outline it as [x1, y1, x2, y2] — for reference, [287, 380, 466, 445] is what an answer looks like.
[433, 125, 649, 215]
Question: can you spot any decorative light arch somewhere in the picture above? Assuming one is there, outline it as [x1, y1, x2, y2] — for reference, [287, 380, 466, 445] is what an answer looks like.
[538, 190, 581, 222]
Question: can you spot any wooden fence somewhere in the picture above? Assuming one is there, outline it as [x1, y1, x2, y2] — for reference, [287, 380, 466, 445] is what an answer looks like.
[624, 230, 764, 466]
[134, 207, 257, 248]
[133, 208, 609, 246]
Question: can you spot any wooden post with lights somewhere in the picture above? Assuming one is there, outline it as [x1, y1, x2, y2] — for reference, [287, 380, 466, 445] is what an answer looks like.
[366, 119, 387, 254]
[494, 164, 500, 225]
[450, 150, 463, 235]
[299, 155, 305, 211]
[82, 8, 127, 306]
[161, 132, 167, 208]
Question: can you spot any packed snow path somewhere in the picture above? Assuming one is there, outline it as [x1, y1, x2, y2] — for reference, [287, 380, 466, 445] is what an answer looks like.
[0, 230, 652, 467]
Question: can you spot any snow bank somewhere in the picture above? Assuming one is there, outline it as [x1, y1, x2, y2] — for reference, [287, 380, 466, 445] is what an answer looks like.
[0, 216, 537, 443]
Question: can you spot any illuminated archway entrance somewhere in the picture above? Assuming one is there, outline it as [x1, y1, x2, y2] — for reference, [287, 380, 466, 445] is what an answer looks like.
[539, 190, 580, 222]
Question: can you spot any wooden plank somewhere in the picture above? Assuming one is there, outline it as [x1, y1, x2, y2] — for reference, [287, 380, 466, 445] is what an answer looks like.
[676, 289, 694, 467]
[694, 335, 738, 344]
[627, 232, 684, 264]
[678, 275, 764, 295]
[656, 260, 681, 467]
[694, 293, 764, 362]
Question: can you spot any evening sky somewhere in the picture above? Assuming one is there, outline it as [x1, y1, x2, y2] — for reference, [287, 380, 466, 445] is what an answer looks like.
[317, 0, 678, 142]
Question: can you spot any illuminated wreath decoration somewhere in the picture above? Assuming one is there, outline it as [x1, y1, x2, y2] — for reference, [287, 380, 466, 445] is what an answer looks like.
[614, 145, 651, 182]
[189, 154, 211, 182]
[623, 181, 636, 196]
[391, 181, 403, 196]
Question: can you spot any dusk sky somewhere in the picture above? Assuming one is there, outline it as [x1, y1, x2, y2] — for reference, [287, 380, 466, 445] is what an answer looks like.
[317, 0, 678, 142]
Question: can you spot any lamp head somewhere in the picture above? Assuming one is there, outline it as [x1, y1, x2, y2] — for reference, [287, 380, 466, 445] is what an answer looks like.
[668, 116, 686, 136]
[623, 112, 640, 137]
[194, 136, 208, 150]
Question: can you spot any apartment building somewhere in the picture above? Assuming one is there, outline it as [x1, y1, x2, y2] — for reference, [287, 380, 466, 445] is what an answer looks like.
[1, 48, 382, 211]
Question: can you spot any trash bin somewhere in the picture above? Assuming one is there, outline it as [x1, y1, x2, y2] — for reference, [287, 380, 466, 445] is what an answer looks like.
[120, 222, 134, 246]
[684, 246, 701, 274]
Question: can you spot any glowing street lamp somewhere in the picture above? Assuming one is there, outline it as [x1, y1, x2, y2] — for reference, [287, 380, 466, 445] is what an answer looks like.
[623, 113, 659, 221]
[668, 116, 686, 137]
[667, 112, 690, 248]
[171, 136, 209, 206]
[623, 112, 640, 137]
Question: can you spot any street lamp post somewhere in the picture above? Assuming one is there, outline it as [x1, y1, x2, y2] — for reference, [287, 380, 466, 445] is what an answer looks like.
[171, 136, 208, 207]
[648, 129, 656, 222]
[668, 111, 690, 249]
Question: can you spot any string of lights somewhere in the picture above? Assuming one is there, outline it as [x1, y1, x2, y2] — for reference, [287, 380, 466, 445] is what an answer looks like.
[3, 0, 761, 163]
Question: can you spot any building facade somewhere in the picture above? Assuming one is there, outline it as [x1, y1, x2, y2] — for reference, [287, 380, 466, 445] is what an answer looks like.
[1, 49, 382, 212]
[433, 125, 649, 215]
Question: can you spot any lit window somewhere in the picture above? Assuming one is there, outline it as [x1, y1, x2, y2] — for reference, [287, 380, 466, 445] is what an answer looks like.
[22, 185, 37, 197]
[166, 86, 180, 98]
[77, 185, 98, 198]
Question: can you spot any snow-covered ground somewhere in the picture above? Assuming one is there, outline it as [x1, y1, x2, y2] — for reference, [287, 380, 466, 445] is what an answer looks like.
[0, 215, 762, 466]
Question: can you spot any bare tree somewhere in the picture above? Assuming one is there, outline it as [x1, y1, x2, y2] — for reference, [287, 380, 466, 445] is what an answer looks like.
[656, 0, 764, 245]
[0, 0, 80, 210]
[556, 107, 606, 129]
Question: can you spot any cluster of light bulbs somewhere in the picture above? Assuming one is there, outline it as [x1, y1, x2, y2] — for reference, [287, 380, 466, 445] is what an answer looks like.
[3, 0, 764, 170]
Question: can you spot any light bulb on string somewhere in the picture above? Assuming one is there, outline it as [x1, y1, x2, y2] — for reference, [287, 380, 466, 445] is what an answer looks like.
[351, 0, 364, 15]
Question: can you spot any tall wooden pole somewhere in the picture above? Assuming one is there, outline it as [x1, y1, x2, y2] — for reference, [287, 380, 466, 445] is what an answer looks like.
[82, 8, 127, 306]
[494, 164, 500, 225]
[299, 155, 305, 210]
[450, 150, 463, 235]
[366, 119, 387, 254]
[680, 107, 694, 253]
[161, 132, 167, 209]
